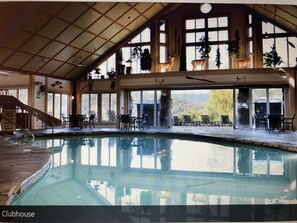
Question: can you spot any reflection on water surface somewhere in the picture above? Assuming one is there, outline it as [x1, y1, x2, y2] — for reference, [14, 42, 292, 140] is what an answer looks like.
[13, 135, 297, 206]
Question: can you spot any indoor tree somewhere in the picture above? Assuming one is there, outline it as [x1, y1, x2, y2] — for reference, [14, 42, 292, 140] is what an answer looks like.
[215, 47, 222, 69]
[263, 44, 283, 68]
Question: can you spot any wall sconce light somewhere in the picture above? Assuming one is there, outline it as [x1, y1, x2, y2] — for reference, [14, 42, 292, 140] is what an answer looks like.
[71, 95, 75, 100]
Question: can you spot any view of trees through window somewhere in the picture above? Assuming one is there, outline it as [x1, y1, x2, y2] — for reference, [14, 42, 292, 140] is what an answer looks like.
[171, 89, 233, 123]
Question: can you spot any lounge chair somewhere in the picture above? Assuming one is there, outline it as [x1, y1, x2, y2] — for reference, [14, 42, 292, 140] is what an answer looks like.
[201, 115, 212, 126]
[173, 116, 182, 126]
[183, 115, 194, 126]
[220, 115, 232, 127]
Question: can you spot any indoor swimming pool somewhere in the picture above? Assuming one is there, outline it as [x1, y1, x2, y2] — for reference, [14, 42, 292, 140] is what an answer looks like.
[13, 134, 297, 206]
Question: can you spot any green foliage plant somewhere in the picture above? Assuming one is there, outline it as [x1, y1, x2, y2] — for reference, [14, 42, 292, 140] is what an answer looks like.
[203, 90, 233, 121]
[227, 29, 240, 59]
[198, 36, 211, 59]
[131, 46, 142, 60]
[263, 44, 283, 68]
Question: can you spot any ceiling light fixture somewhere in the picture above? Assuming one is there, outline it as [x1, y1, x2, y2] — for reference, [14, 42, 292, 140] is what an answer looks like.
[200, 3, 212, 14]
[77, 62, 84, 67]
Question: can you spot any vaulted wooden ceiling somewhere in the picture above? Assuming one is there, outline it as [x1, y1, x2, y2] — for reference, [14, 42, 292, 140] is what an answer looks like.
[0, 2, 296, 81]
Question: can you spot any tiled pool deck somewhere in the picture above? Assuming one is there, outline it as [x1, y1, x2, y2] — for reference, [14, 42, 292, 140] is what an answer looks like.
[1, 126, 297, 205]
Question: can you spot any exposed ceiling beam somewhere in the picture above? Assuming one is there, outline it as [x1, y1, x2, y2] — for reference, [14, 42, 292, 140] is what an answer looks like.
[0, 66, 71, 81]
[75, 3, 182, 80]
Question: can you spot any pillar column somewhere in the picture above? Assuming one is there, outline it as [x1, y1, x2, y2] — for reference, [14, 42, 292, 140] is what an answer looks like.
[236, 88, 250, 128]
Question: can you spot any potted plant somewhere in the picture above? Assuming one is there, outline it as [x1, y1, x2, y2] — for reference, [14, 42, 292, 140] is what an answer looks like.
[263, 44, 283, 68]
[140, 48, 152, 72]
[227, 29, 240, 68]
[131, 46, 142, 60]
[107, 69, 116, 78]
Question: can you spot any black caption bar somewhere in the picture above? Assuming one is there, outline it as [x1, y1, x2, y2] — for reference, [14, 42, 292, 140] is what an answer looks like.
[0, 205, 297, 222]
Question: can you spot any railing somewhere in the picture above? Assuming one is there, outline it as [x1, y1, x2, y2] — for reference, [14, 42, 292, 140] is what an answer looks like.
[0, 113, 35, 142]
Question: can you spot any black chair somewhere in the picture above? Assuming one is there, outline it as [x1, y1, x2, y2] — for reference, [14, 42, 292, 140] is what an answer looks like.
[284, 114, 295, 131]
[142, 113, 150, 129]
[61, 114, 70, 128]
[120, 114, 133, 130]
[267, 114, 283, 131]
[88, 114, 96, 128]
[254, 114, 267, 131]
[69, 115, 82, 129]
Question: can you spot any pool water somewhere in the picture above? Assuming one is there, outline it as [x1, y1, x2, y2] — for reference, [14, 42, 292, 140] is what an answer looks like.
[13, 135, 297, 206]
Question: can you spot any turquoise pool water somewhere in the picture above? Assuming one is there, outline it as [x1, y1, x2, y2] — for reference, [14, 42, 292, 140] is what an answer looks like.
[13, 134, 297, 206]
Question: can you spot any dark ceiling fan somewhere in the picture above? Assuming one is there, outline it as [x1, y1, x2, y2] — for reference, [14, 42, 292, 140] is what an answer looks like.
[185, 76, 216, 83]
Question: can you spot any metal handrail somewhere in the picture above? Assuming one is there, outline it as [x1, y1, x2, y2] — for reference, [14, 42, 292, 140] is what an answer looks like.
[0, 113, 35, 142]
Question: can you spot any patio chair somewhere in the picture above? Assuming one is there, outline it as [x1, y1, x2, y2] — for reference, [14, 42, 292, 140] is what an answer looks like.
[88, 114, 96, 128]
[254, 114, 267, 131]
[267, 114, 283, 131]
[108, 110, 116, 121]
[69, 114, 83, 129]
[142, 113, 150, 129]
[220, 115, 232, 127]
[120, 114, 134, 130]
[183, 115, 194, 126]
[135, 113, 149, 129]
[61, 114, 70, 128]
[284, 114, 295, 131]
[201, 115, 212, 126]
